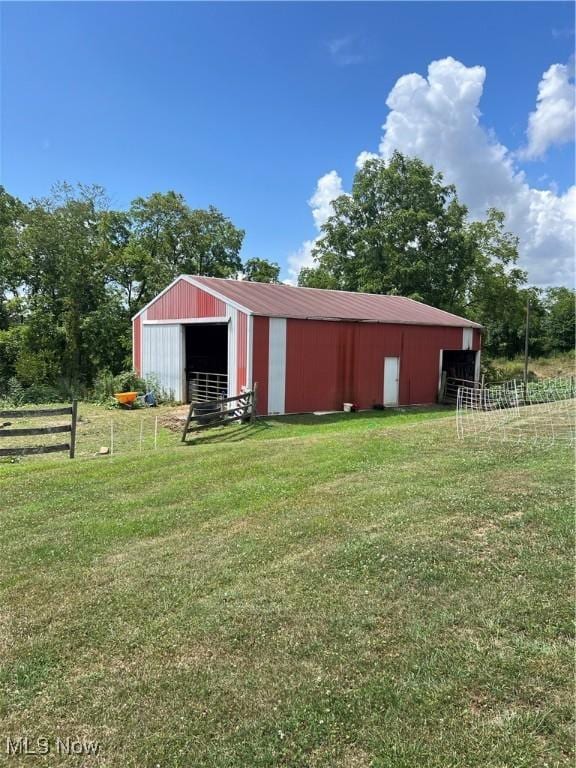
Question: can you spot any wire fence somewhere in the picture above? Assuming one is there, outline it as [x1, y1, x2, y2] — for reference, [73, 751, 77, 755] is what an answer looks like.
[76, 413, 159, 457]
[0, 405, 185, 462]
[456, 375, 576, 445]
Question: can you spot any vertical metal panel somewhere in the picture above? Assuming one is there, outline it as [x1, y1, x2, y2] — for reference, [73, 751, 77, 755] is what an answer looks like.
[147, 278, 226, 320]
[227, 307, 237, 397]
[246, 315, 254, 389]
[285, 319, 344, 413]
[252, 316, 269, 415]
[236, 311, 248, 391]
[462, 328, 473, 350]
[142, 324, 185, 401]
[473, 328, 482, 351]
[437, 349, 444, 396]
[268, 318, 286, 414]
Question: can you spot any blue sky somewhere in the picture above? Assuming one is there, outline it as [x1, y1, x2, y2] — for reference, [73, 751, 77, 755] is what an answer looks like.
[1, 2, 574, 284]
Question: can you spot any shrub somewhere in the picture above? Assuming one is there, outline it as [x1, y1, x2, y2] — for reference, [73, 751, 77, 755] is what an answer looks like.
[113, 370, 147, 393]
[92, 370, 147, 402]
[14, 349, 61, 388]
[19, 383, 66, 404]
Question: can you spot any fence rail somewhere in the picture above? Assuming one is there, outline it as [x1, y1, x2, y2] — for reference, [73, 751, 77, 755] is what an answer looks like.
[0, 401, 78, 458]
[187, 372, 228, 403]
[182, 385, 258, 441]
[441, 375, 480, 404]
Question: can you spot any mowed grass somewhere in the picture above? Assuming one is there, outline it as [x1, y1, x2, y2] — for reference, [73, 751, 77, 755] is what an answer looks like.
[0, 410, 573, 767]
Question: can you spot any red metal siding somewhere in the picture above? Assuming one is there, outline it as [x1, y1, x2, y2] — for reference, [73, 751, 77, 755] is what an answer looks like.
[133, 315, 142, 375]
[147, 278, 226, 320]
[474, 328, 482, 350]
[252, 317, 269, 415]
[284, 320, 345, 413]
[284, 320, 467, 413]
[236, 311, 248, 390]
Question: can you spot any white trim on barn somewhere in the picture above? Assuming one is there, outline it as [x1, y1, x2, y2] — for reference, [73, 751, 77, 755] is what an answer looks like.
[437, 349, 444, 398]
[134, 307, 147, 373]
[227, 306, 238, 398]
[267, 318, 286, 415]
[246, 314, 254, 389]
[142, 316, 227, 325]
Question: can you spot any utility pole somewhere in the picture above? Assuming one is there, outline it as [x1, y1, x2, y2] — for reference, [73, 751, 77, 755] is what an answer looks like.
[523, 295, 530, 392]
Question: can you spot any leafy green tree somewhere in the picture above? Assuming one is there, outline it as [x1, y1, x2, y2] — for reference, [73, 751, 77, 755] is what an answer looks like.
[543, 287, 575, 352]
[126, 192, 244, 306]
[301, 153, 478, 310]
[11, 183, 112, 386]
[463, 209, 529, 356]
[0, 184, 246, 395]
[243, 257, 280, 283]
[0, 187, 27, 329]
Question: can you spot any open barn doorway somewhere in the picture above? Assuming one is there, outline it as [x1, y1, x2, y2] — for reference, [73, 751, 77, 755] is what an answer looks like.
[440, 349, 478, 404]
[185, 323, 228, 403]
[442, 350, 477, 381]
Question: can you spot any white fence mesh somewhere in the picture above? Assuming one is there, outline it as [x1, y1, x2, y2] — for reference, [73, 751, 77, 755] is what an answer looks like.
[456, 375, 576, 445]
[0, 406, 184, 462]
[75, 411, 164, 457]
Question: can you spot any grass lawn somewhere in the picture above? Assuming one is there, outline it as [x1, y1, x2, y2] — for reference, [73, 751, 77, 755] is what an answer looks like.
[0, 409, 573, 767]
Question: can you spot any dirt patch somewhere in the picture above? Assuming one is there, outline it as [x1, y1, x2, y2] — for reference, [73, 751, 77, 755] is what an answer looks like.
[160, 405, 189, 432]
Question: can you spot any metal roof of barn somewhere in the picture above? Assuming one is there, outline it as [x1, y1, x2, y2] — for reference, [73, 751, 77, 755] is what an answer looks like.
[186, 276, 482, 328]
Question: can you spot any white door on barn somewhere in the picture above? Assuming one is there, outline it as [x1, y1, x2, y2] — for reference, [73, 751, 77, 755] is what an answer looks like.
[383, 357, 400, 407]
[142, 323, 185, 401]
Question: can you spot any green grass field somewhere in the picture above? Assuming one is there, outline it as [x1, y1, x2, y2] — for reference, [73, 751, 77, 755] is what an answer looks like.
[0, 408, 573, 767]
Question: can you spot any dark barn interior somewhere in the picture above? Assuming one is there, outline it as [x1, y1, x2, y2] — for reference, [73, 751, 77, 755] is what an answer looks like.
[185, 324, 228, 402]
[441, 349, 476, 381]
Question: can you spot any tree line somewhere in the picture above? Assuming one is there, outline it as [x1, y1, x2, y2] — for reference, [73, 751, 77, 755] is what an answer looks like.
[0, 153, 573, 402]
[0, 184, 279, 400]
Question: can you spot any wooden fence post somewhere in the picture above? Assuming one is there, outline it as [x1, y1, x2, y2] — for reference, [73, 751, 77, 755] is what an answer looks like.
[69, 399, 78, 458]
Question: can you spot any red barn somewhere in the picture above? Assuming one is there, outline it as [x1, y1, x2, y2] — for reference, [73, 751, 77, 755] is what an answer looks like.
[132, 276, 482, 414]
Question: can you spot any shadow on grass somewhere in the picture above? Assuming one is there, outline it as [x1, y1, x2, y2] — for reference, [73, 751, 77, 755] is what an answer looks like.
[181, 420, 273, 446]
[258, 405, 451, 428]
[180, 406, 452, 446]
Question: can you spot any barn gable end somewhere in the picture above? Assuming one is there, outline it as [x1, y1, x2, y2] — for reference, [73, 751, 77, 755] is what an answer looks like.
[146, 277, 227, 321]
[132, 277, 250, 402]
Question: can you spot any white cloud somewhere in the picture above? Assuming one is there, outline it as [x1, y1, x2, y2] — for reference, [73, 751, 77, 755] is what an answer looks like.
[308, 170, 345, 231]
[355, 150, 378, 170]
[521, 62, 575, 159]
[287, 171, 344, 283]
[362, 56, 575, 286]
[290, 57, 575, 287]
